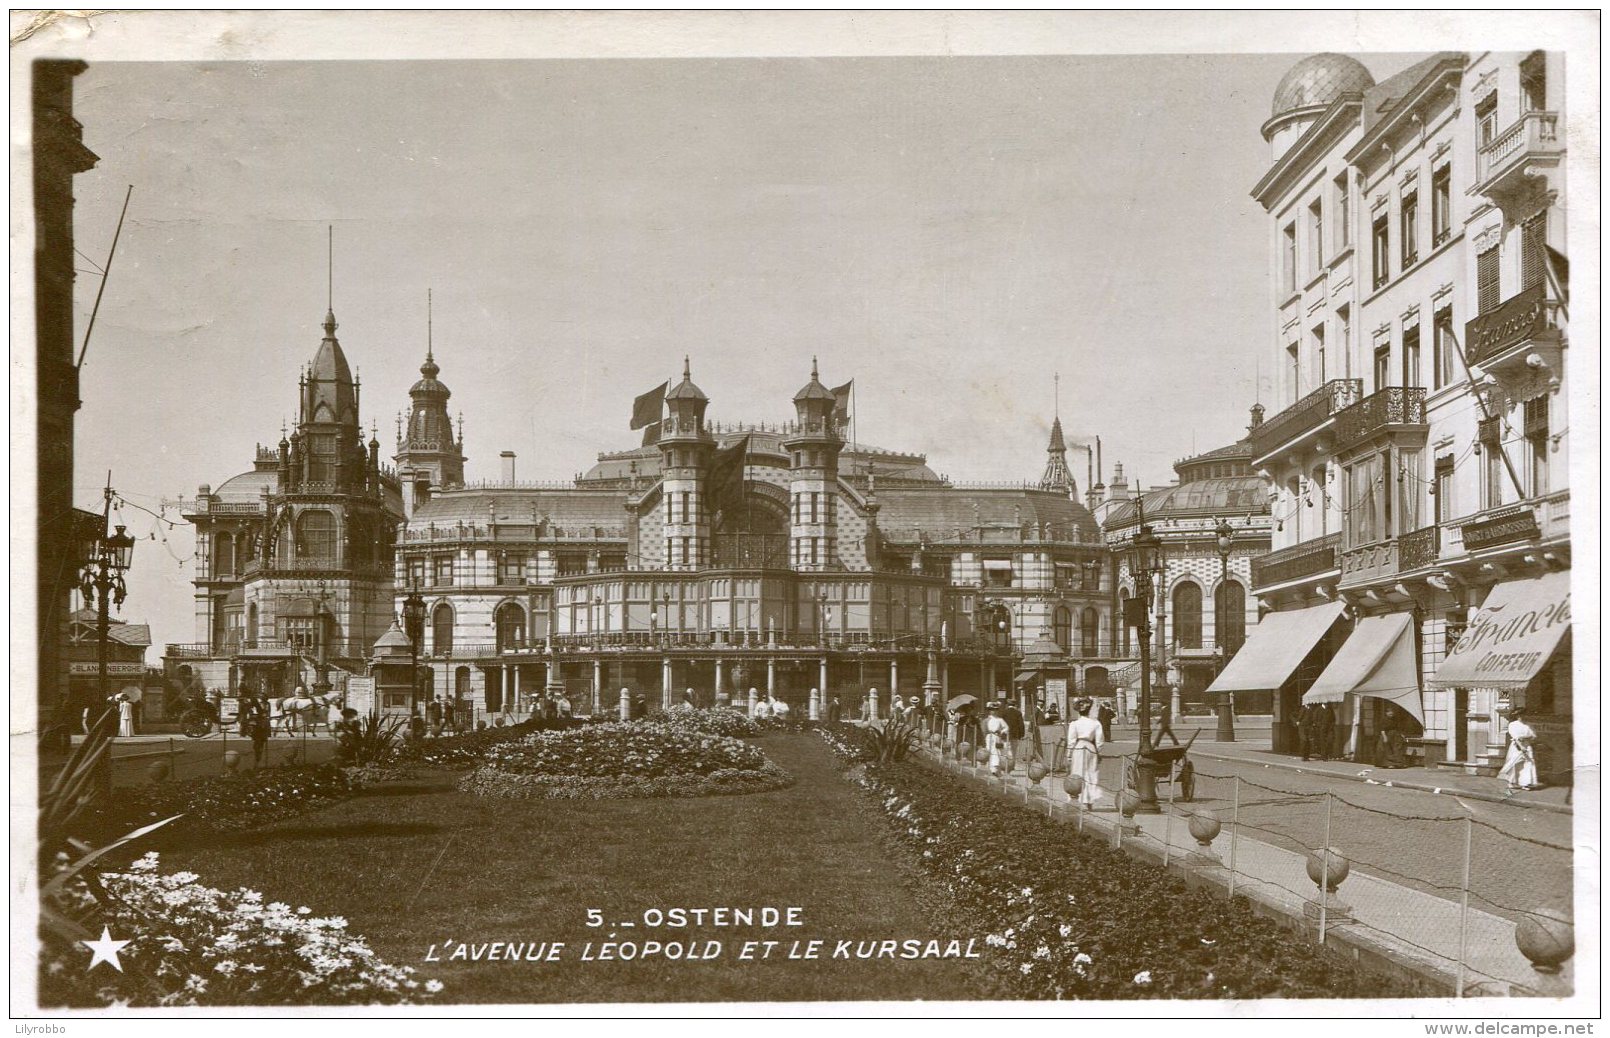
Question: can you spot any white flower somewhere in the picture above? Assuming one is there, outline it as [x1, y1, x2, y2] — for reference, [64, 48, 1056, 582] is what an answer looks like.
[1020, 886, 1033, 897]
[425, 979, 444, 994]
[1019, 962, 1034, 974]
[1059, 924, 1073, 938]
[1033, 945, 1051, 960]
[1133, 970, 1152, 985]
[1074, 952, 1092, 965]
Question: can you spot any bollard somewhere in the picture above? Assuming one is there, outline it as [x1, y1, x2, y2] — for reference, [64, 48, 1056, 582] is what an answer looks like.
[1228, 775, 1241, 899]
[1163, 777, 1175, 867]
[1185, 810, 1222, 866]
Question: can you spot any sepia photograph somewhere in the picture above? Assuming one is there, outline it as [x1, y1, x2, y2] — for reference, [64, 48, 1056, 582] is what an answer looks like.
[9, 9, 1598, 1023]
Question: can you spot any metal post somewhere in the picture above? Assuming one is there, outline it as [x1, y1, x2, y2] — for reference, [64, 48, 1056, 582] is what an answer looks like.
[1164, 772, 1175, 867]
[1319, 791, 1333, 944]
[221, 727, 228, 774]
[1457, 813, 1472, 997]
[1228, 775, 1241, 900]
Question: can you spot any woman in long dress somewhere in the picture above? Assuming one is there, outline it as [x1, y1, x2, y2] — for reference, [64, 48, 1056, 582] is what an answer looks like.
[115, 694, 135, 738]
[1498, 707, 1541, 794]
[1067, 697, 1104, 809]
[984, 703, 1011, 777]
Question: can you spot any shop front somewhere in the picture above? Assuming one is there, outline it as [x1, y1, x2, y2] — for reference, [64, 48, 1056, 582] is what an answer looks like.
[1205, 601, 1346, 754]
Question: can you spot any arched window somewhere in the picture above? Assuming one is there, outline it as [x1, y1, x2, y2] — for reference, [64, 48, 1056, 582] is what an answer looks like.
[1173, 581, 1203, 650]
[1081, 607, 1099, 657]
[214, 532, 235, 578]
[432, 602, 454, 657]
[295, 509, 337, 562]
[495, 602, 526, 653]
[1052, 606, 1072, 652]
[1216, 580, 1247, 656]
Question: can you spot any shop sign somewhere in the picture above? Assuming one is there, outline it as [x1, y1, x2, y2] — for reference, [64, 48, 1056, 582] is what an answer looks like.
[1462, 509, 1541, 551]
[69, 661, 144, 676]
[1464, 284, 1552, 365]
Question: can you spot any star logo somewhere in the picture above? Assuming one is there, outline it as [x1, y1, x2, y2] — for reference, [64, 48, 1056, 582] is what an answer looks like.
[82, 926, 131, 972]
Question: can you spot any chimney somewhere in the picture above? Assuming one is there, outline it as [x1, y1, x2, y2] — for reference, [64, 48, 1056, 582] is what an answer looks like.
[501, 450, 516, 484]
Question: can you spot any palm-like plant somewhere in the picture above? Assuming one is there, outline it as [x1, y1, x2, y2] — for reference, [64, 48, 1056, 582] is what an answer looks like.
[861, 717, 921, 763]
[338, 713, 407, 767]
[38, 708, 179, 943]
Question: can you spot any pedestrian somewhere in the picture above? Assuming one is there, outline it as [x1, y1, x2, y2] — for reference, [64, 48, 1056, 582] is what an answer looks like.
[326, 696, 343, 735]
[428, 697, 445, 737]
[1154, 697, 1180, 747]
[1296, 703, 1314, 760]
[334, 707, 363, 764]
[1045, 699, 1061, 726]
[828, 696, 841, 723]
[558, 695, 573, 720]
[983, 702, 1011, 778]
[444, 697, 458, 732]
[889, 695, 905, 723]
[114, 694, 135, 738]
[1067, 697, 1105, 810]
[1096, 700, 1114, 742]
[768, 691, 790, 720]
[1001, 695, 1025, 773]
[1498, 707, 1542, 795]
[753, 693, 773, 720]
[1313, 702, 1336, 761]
[246, 695, 271, 767]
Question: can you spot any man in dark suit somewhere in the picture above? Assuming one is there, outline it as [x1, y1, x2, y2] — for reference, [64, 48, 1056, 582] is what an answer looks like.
[1097, 701, 1116, 742]
[1001, 697, 1026, 773]
[1313, 702, 1337, 761]
[1297, 703, 1316, 760]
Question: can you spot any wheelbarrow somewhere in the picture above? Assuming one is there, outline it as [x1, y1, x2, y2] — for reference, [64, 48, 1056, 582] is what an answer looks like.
[1126, 728, 1201, 802]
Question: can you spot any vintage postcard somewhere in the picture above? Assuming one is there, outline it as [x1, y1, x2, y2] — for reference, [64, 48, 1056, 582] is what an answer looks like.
[9, 9, 1599, 1026]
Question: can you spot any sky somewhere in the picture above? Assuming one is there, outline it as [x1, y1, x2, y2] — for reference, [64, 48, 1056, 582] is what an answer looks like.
[65, 52, 1429, 651]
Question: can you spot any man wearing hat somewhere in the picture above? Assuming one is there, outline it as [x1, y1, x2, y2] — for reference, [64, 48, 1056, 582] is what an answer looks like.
[999, 694, 1026, 773]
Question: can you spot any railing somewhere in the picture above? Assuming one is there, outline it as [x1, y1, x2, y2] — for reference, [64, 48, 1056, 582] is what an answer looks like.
[241, 558, 395, 580]
[1248, 379, 1363, 461]
[1340, 539, 1399, 585]
[1458, 504, 1543, 553]
[1333, 387, 1428, 452]
[1397, 524, 1441, 571]
[206, 502, 267, 515]
[401, 524, 629, 542]
[165, 639, 374, 660]
[1250, 532, 1341, 589]
[777, 419, 845, 440]
[1478, 110, 1561, 186]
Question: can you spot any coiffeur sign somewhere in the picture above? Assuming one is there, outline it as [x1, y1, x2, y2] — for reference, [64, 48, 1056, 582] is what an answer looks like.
[1430, 570, 1571, 690]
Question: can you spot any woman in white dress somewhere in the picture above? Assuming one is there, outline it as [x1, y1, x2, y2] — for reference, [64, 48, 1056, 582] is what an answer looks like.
[1066, 698, 1104, 809]
[115, 694, 135, 738]
[984, 703, 1011, 777]
[1498, 707, 1541, 794]
[768, 692, 790, 719]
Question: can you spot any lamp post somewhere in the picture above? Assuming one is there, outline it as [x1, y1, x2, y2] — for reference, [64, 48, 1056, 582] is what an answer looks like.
[1125, 500, 1164, 813]
[78, 484, 135, 732]
[401, 580, 426, 717]
[311, 578, 333, 698]
[1213, 517, 1237, 742]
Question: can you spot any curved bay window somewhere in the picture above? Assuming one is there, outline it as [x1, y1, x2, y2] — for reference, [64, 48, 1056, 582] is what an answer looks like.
[431, 602, 454, 657]
[1052, 606, 1072, 652]
[295, 509, 337, 563]
[495, 602, 527, 653]
[1216, 580, 1246, 656]
[1173, 581, 1203, 650]
[1080, 606, 1099, 657]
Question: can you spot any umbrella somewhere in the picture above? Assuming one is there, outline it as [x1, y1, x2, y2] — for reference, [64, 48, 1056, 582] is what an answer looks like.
[945, 694, 978, 713]
[118, 685, 143, 703]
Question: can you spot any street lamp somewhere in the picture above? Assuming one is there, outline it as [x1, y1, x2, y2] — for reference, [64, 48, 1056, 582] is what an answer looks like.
[78, 501, 135, 729]
[1213, 517, 1237, 743]
[401, 580, 426, 717]
[1125, 501, 1164, 813]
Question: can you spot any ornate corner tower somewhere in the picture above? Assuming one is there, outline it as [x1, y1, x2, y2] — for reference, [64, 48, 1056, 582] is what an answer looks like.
[1040, 415, 1077, 498]
[659, 357, 713, 571]
[393, 296, 465, 516]
[783, 358, 844, 571]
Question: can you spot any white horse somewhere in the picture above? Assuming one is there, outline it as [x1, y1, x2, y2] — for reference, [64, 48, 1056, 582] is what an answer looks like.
[275, 695, 325, 733]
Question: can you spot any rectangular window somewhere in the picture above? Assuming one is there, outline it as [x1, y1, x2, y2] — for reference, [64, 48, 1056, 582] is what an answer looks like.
[1309, 199, 1324, 273]
[1521, 51, 1547, 113]
[1373, 344, 1391, 393]
[1311, 323, 1327, 384]
[1476, 92, 1498, 148]
[1525, 396, 1549, 496]
[1281, 223, 1297, 294]
[1372, 214, 1390, 289]
[1434, 453, 1455, 525]
[1337, 306, 1351, 372]
[500, 554, 524, 584]
[1400, 191, 1419, 268]
[1477, 246, 1501, 313]
[1433, 308, 1456, 389]
[1402, 323, 1422, 389]
[1431, 166, 1451, 247]
[1286, 342, 1300, 402]
[408, 558, 425, 587]
[1346, 456, 1384, 547]
[1521, 213, 1547, 291]
[434, 556, 454, 587]
[1480, 418, 1505, 510]
[1334, 172, 1350, 249]
[1399, 451, 1423, 534]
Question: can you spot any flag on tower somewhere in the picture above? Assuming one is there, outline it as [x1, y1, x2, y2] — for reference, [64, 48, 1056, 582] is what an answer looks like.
[830, 380, 853, 421]
[641, 421, 663, 447]
[708, 435, 750, 502]
[631, 381, 668, 430]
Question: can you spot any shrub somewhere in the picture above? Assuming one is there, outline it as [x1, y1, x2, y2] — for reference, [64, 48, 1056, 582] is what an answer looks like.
[336, 714, 406, 768]
[861, 718, 920, 763]
[38, 853, 440, 1007]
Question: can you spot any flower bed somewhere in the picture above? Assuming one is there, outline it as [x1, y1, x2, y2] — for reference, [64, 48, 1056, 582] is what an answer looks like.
[395, 717, 578, 769]
[85, 764, 355, 844]
[460, 721, 791, 800]
[823, 733, 1409, 1000]
[39, 853, 440, 1007]
[652, 707, 762, 739]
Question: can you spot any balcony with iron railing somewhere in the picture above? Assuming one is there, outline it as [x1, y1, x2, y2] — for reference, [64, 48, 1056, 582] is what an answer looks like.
[1476, 110, 1562, 196]
[1248, 379, 1363, 465]
[1445, 489, 1569, 557]
[165, 638, 374, 660]
[1250, 531, 1341, 591]
[240, 557, 395, 580]
[1396, 524, 1441, 572]
[1333, 386, 1428, 454]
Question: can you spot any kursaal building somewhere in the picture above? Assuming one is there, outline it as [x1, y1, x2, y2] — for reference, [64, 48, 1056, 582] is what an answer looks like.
[170, 311, 1129, 718]
[1215, 50, 1573, 782]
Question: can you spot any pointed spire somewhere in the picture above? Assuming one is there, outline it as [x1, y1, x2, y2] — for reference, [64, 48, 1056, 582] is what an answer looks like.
[419, 288, 440, 380]
[323, 224, 337, 337]
[811, 355, 820, 380]
[683, 355, 691, 380]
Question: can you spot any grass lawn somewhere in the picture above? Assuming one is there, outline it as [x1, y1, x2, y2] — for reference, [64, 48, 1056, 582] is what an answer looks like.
[157, 732, 996, 1004]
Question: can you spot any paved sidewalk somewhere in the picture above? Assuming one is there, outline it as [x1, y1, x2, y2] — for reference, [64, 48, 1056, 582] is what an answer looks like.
[915, 738, 1576, 997]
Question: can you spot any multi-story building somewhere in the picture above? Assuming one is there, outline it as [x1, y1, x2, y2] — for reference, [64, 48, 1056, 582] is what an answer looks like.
[1231, 51, 1571, 778]
[165, 303, 405, 699]
[393, 358, 1116, 718]
[1103, 409, 1273, 717]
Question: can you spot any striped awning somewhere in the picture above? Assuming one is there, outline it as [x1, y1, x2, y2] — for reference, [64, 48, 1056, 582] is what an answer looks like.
[1205, 601, 1345, 694]
[1302, 613, 1424, 725]
[1429, 571, 1571, 690]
